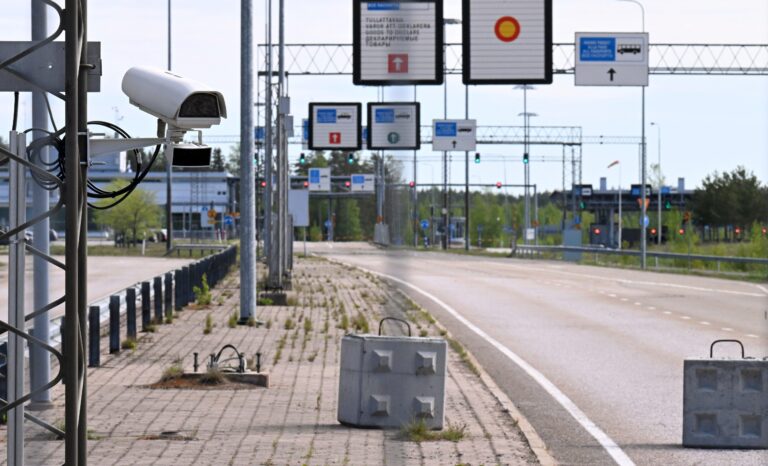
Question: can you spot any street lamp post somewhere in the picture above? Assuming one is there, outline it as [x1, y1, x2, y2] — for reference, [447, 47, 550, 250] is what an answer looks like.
[441, 18, 461, 250]
[608, 160, 622, 249]
[651, 121, 661, 245]
[616, 0, 647, 269]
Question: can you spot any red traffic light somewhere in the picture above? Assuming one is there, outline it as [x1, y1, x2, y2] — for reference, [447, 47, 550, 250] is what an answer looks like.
[303, 181, 309, 188]
[496, 181, 502, 189]
[344, 181, 351, 188]
[593, 228, 601, 235]
[650, 228, 657, 235]
[409, 181, 415, 188]
[678, 228, 685, 235]
[260, 181, 267, 188]
[762, 227, 767, 236]
[735, 227, 742, 235]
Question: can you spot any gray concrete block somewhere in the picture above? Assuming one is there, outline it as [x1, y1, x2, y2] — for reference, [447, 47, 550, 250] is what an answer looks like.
[338, 334, 447, 429]
[683, 358, 768, 449]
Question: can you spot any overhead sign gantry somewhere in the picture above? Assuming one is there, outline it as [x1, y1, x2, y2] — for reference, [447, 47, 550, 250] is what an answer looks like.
[353, 0, 444, 85]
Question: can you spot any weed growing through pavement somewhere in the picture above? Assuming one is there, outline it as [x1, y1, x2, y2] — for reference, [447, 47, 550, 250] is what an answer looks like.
[121, 338, 137, 350]
[284, 317, 296, 330]
[200, 368, 225, 385]
[160, 361, 184, 382]
[400, 419, 467, 443]
[228, 311, 238, 328]
[193, 274, 212, 306]
[351, 313, 369, 333]
[203, 314, 214, 334]
[303, 317, 313, 334]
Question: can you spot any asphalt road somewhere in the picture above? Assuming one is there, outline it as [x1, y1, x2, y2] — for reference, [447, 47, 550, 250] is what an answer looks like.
[0, 255, 193, 323]
[309, 242, 768, 466]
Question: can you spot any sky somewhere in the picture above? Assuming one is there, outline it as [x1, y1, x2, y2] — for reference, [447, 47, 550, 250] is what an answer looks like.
[1, 0, 767, 194]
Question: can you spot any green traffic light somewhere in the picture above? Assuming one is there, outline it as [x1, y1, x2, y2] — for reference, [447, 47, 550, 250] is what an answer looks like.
[474, 153, 481, 164]
[579, 201, 586, 210]
[664, 200, 672, 210]
[523, 154, 530, 164]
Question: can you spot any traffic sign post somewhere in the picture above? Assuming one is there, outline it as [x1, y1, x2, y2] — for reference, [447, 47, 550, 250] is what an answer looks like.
[367, 102, 420, 150]
[308, 103, 362, 150]
[353, 0, 443, 85]
[432, 119, 477, 151]
[350, 174, 375, 193]
[462, 0, 553, 84]
[308, 167, 331, 192]
[575, 32, 649, 86]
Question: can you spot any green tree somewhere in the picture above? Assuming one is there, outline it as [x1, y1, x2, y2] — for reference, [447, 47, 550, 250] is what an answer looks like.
[211, 147, 226, 171]
[692, 166, 768, 228]
[226, 143, 241, 174]
[93, 180, 161, 246]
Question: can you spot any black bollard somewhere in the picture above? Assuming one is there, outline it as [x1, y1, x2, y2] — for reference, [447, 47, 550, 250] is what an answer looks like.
[141, 281, 151, 330]
[126, 287, 137, 340]
[154, 276, 163, 323]
[164, 273, 173, 319]
[109, 295, 120, 354]
[89, 306, 101, 367]
[174, 269, 183, 311]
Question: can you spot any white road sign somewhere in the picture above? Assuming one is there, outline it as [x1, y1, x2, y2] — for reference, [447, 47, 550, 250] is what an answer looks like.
[308, 103, 362, 150]
[350, 174, 375, 193]
[353, 0, 443, 85]
[432, 119, 477, 151]
[367, 102, 420, 150]
[308, 167, 331, 192]
[575, 32, 649, 86]
[462, 0, 552, 84]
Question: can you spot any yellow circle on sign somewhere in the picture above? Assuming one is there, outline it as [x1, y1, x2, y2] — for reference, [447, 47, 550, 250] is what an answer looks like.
[495, 16, 521, 43]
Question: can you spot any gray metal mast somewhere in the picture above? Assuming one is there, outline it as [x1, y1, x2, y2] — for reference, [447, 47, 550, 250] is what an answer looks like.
[239, 0, 256, 322]
[464, 85, 469, 251]
[265, 0, 279, 288]
[29, 0, 52, 410]
[166, 0, 174, 252]
[277, 0, 288, 281]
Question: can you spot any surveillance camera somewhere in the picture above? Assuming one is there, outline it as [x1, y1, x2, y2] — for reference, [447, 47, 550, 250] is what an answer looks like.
[121, 66, 227, 130]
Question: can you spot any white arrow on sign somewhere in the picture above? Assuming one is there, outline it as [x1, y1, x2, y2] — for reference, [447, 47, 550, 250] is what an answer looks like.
[392, 57, 404, 72]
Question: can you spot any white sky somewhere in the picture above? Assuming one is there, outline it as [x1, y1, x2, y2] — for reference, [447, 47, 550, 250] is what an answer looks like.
[1, 0, 767, 192]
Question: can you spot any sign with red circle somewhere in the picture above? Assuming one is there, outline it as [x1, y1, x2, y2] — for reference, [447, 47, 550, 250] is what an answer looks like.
[494, 16, 521, 42]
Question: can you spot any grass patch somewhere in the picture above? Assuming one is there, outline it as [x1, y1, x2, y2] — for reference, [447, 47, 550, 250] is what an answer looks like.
[247, 316, 257, 327]
[257, 297, 274, 306]
[284, 317, 296, 330]
[265, 318, 272, 329]
[228, 312, 238, 328]
[121, 338, 137, 350]
[400, 419, 467, 443]
[447, 337, 480, 376]
[419, 329, 428, 337]
[199, 368, 225, 385]
[160, 362, 184, 382]
[203, 314, 214, 334]
[351, 313, 369, 333]
[303, 317, 313, 334]
[193, 274, 213, 306]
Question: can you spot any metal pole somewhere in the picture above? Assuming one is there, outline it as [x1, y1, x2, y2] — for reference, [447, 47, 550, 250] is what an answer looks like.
[464, 84, 469, 251]
[442, 24, 448, 251]
[8, 132, 26, 466]
[523, 88, 530, 245]
[534, 184, 539, 245]
[30, 0, 52, 410]
[277, 0, 287, 281]
[640, 87, 647, 269]
[619, 163, 623, 248]
[166, 0, 174, 253]
[655, 123, 662, 245]
[265, 0, 277, 287]
[413, 85, 418, 248]
[239, 0, 256, 322]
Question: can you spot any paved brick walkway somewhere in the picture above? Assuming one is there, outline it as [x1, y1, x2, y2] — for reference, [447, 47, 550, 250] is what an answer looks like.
[2, 256, 539, 465]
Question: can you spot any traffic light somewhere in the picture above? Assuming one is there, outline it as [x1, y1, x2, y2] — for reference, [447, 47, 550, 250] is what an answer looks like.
[678, 228, 686, 236]
[664, 200, 672, 210]
[735, 227, 742, 236]
[303, 181, 309, 188]
[347, 153, 355, 165]
[409, 181, 415, 188]
[650, 227, 657, 236]
[496, 181, 502, 189]
[474, 152, 481, 164]
[762, 227, 767, 237]
[260, 181, 267, 188]
[299, 152, 306, 165]
[579, 201, 586, 210]
[593, 227, 601, 235]
[523, 153, 529, 164]
[344, 180, 351, 188]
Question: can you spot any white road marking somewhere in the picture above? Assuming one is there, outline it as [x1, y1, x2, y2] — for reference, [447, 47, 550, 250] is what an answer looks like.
[680, 316, 691, 320]
[500, 263, 765, 298]
[634, 302, 642, 306]
[620, 298, 629, 302]
[721, 327, 734, 332]
[647, 307, 656, 311]
[608, 294, 617, 298]
[700, 321, 711, 326]
[663, 311, 672, 315]
[746, 334, 759, 339]
[365, 269, 636, 466]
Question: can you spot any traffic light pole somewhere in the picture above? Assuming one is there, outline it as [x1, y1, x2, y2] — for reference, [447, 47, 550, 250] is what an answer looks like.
[640, 87, 647, 269]
[464, 85, 469, 251]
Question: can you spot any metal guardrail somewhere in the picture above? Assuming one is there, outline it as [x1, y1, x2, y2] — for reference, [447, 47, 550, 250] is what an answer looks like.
[513, 244, 768, 267]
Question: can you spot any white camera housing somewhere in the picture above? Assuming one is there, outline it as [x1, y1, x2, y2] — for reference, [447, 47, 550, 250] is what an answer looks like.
[122, 66, 227, 130]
